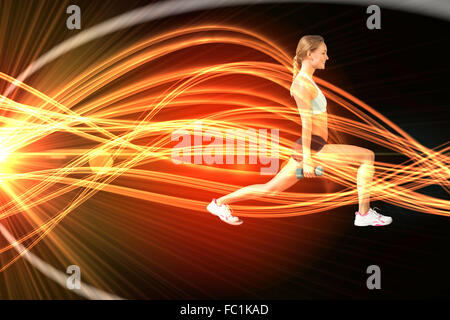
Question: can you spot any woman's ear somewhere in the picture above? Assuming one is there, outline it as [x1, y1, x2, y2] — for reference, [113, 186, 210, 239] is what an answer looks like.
[306, 49, 312, 60]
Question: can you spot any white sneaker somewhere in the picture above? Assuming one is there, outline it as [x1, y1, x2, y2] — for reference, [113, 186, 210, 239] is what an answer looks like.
[354, 207, 392, 227]
[206, 199, 243, 226]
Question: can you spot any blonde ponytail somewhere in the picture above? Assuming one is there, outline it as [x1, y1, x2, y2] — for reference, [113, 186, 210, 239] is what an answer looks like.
[292, 55, 300, 81]
[290, 55, 301, 97]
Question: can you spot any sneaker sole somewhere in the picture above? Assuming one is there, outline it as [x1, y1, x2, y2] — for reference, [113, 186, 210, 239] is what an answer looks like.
[354, 220, 393, 227]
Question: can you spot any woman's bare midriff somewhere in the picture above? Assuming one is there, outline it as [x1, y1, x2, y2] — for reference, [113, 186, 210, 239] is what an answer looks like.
[311, 111, 328, 142]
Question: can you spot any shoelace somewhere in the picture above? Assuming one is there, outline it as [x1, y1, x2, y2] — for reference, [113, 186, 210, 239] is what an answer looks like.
[371, 207, 383, 219]
[217, 201, 240, 221]
[220, 203, 234, 216]
[223, 205, 240, 222]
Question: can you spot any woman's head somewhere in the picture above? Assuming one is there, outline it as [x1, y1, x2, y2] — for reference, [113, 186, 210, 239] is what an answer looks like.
[293, 35, 328, 79]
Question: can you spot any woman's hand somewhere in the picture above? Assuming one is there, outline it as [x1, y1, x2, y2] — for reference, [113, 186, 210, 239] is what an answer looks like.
[303, 156, 315, 178]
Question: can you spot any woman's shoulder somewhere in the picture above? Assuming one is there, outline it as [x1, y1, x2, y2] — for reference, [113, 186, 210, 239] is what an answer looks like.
[291, 74, 317, 96]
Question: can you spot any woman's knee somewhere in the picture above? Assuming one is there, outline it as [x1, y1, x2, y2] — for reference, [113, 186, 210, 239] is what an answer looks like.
[248, 183, 274, 196]
[263, 183, 280, 196]
[363, 149, 375, 163]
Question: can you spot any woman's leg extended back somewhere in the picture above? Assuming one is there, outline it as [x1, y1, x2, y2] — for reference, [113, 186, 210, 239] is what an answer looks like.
[217, 157, 300, 205]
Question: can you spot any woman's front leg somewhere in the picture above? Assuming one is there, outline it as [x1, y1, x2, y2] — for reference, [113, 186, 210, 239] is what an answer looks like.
[315, 144, 375, 212]
[356, 151, 375, 214]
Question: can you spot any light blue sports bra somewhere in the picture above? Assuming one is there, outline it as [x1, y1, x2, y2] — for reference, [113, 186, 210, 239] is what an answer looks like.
[291, 72, 327, 115]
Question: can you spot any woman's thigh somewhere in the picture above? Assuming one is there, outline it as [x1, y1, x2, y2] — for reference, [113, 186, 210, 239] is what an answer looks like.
[262, 144, 373, 192]
[314, 144, 374, 167]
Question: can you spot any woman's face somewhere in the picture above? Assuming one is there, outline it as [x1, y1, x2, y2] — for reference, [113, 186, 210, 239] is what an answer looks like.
[308, 42, 329, 69]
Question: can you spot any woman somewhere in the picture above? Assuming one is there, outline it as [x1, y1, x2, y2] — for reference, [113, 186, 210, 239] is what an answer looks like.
[206, 35, 392, 227]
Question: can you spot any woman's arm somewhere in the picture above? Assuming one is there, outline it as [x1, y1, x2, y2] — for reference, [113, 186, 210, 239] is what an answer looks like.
[301, 113, 312, 160]
[292, 80, 314, 161]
